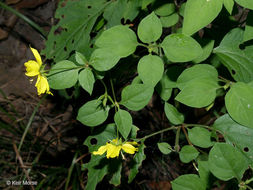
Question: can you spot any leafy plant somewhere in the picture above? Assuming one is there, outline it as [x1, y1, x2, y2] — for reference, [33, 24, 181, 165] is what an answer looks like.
[22, 0, 253, 189]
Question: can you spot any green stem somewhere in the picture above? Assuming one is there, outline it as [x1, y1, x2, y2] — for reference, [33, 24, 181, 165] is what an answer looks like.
[18, 95, 46, 151]
[175, 126, 181, 152]
[246, 185, 253, 190]
[65, 152, 78, 190]
[137, 126, 178, 142]
[110, 78, 117, 102]
[43, 66, 83, 76]
[99, 79, 107, 93]
[184, 123, 223, 134]
[0, 2, 47, 38]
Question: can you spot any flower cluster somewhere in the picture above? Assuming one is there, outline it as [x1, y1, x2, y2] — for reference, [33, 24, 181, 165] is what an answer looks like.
[93, 138, 138, 159]
[24, 47, 52, 95]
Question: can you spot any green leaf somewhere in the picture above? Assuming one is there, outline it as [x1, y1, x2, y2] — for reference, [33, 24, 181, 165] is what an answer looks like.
[243, 11, 253, 42]
[103, 0, 140, 28]
[75, 52, 87, 65]
[160, 13, 179, 28]
[172, 174, 205, 190]
[214, 28, 253, 82]
[137, 12, 162, 43]
[179, 145, 199, 163]
[188, 127, 213, 148]
[48, 60, 80, 89]
[114, 109, 133, 139]
[213, 114, 253, 166]
[103, 0, 127, 27]
[193, 39, 214, 64]
[120, 84, 154, 111]
[84, 123, 117, 151]
[164, 103, 184, 125]
[177, 64, 218, 89]
[141, 0, 155, 9]
[156, 66, 184, 101]
[109, 160, 122, 186]
[176, 79, 218, 108]
[137, 54, 164, 87]
[161, 33, 203, 62]
[83, 124, 117, 190]
[175, 64, 219, 108]
[225, 82, 253, 129]
[128, 142, 146, 183]
[224, 0, 234, 14]
[198, 161, 210, 188]
[77, 100, 110, 127]
[208, 143, 249, 181]
[157, 142, 172, 155]
[154, 3, 175, 16]
[182, 0, 223, 36]
[89, 48, 120, 71]
[83, 155, 108, 190]
[235, 0, 253, 10]
[42, 0, 107, 61]
[95, 25, 138, 57]
[78, 69, 95, 95]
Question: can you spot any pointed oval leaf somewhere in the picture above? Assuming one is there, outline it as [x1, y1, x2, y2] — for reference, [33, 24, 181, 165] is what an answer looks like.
[78, 69, 95, 95]
[182, 0, 223, 36]
[77, 100, 110, 127]
[224, 0, 234, 14]
[95, 25, 138, 57]
[120, 84, 154, 111]
[48, 60, 80, 89]
[175, 79, 219, 108]
[89, 48, 120, 71]
[137, 12, 162, 43]
[235, 0, 253, 10]
[114, 109, 133, 139]
[243, 11, 253, 42]
[75, 52, 87, 65]
[213, 114, 253, 166]
[208, 143, 249, 181]
[137, 54, 164, 87]
[225, 82, 253, 129]
[214, 28, 253, 82]
[172, 174, 205, 190]
[164, 102, 184, 125]
[193, 39, 214, 64]
[157, 142, 172, 155]
[179, 145, 199, 163]
[154, 3, 175, 16]
[177, 64, 218, 89]
[160, 13, 179, 28]
[188, 127, 213, 148]
[128, 142, 146, 183]
[161, 33, 202, 62]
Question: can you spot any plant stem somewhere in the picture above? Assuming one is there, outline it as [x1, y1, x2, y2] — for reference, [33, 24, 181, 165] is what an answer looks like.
[137, 126, 178, 142]
[182, 126, 192, 146]
[18, 95, 46, 151]
[110, 78, 117, 103]
[0, 2, 47, 38]
[175, 126, 181, 152]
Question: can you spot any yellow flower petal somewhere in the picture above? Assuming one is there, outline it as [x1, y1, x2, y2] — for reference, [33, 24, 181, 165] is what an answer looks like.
[35, 75, 52, 95]
[127, 141, 138, 146]
[30, 47, 42, 66]
[106, 144, 121, 158]
[122, 143, 138, 154]
[93, 145, 108, 155]
[24, 60, 40, 77]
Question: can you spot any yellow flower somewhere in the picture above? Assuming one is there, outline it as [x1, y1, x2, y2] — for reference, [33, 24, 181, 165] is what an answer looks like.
[24, 47, 52, 95]
[93, 138, 138, 159]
